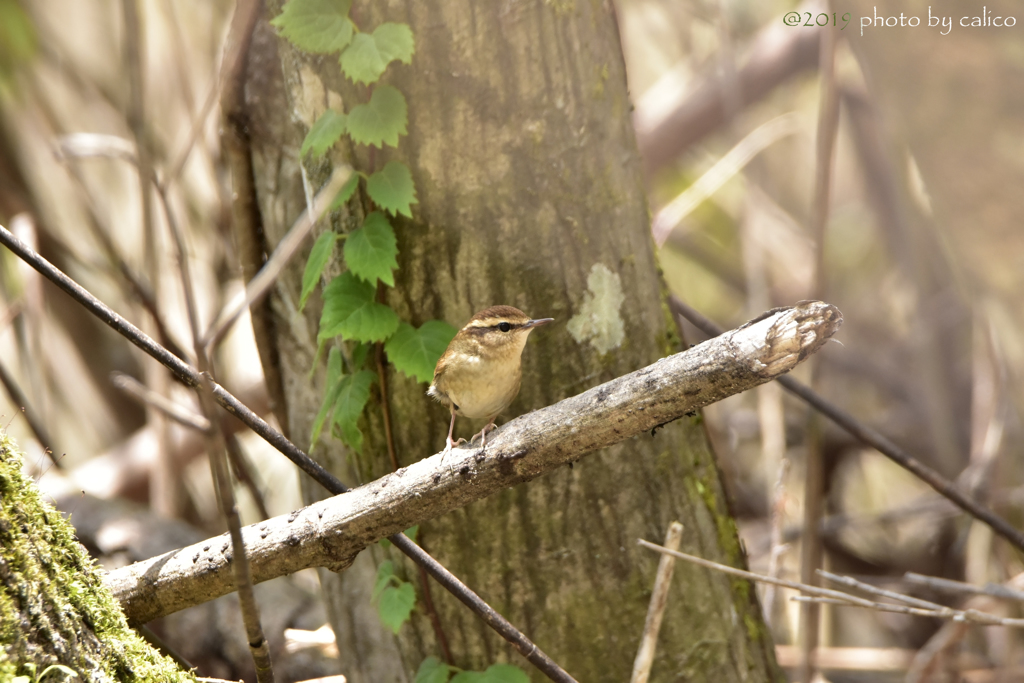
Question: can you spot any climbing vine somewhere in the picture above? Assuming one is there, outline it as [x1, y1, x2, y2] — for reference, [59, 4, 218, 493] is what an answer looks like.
[270, 0, 456, 455]
[271, 3, 528, 679]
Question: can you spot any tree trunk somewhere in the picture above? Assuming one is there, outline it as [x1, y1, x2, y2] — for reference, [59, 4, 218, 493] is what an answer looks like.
[240, 1, 781, 681]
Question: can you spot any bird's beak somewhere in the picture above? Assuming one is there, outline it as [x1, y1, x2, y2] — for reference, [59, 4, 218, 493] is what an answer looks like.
[524, 318, 554, 329]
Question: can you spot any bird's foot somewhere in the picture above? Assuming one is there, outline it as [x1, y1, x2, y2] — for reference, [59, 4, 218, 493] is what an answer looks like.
[439, 438, 456, 475]
[471, 422, 498, 450]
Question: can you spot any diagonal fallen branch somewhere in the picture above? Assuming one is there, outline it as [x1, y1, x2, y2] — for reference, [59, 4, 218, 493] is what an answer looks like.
[106, 301, 842, 623]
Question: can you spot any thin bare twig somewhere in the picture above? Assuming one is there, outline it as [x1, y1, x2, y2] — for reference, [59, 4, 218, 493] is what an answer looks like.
[0, 359, 57, 465]
[52, 136, 192, 362]
[630, 522, 684, 683]
[201, 165, 353, 349]
[818, 569, 946, 611]
[375, 329, 452, 657]
[904, 572, 1024, 604]
[225, 433, 272, 522]
[667, 295, 1024, 554]
[639, 540, 1024, 628]
[112, 372, 209, 431]
[157, 143, 275, 681]
[762, 458, 790, 627]
[790, 596, 1024, 627]
[376, 339, 399, 472]
[651, 113, 800, 246]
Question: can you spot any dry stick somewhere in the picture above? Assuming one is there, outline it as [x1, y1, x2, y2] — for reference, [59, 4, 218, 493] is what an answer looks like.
[0, 297, 56, 462]
[375, 340, 400, 472]
[630, 521, 684, 683]
[112, 371, 210, 431]
[216, 0, 286, 426]
[639, 541, 1024, 628]
[113, 371, 272, 516]
[817, 569, 948, 611]
[200, 166, 352, 349]
[0, 224, 577, 683]
[98, 302, 841, 683]
[790, 596, 1024, 627]
[120, 0, 155, 278]
[668, 295, 1024, 554]
[0, 358, 57, 464]
[651, 113, 800, 246]
[157, 172, 275, 682]
[53, 136, 192, 363]
[201, 381, 275, 683]
[224, 434, 272, 522]
[168, 75, 221, 184]
[904, 572, 1024, 604]
[104, 302, 842, 621]
[762, 458, 791, 627]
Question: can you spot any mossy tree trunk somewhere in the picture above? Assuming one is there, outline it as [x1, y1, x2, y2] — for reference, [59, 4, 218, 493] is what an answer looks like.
[0, 434, 193, 682]
[240, 1, 781, 681]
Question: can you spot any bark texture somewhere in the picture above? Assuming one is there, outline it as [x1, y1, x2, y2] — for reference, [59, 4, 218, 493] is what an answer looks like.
[243, 1, 783, 681]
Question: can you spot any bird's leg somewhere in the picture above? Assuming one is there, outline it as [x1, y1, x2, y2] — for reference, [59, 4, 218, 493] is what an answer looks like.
[440, 409, 459, 474]
[442, 410, 457, 453]
[473, 416, 499, 450]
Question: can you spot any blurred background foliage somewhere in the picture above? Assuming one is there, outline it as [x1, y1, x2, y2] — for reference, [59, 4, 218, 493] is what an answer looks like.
[1, 0, 1022, 680]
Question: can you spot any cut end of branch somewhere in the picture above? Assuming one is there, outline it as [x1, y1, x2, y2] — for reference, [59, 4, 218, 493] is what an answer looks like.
[734, 301, 843, 376]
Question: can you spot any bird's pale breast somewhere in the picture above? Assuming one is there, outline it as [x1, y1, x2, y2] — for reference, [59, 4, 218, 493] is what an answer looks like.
[440, 351, 522, 419]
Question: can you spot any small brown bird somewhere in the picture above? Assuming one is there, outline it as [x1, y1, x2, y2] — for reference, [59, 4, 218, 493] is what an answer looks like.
[428, 305, 553, 455]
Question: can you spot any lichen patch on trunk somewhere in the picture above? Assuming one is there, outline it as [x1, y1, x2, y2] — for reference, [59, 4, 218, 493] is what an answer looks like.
[567, 263, 625, 355]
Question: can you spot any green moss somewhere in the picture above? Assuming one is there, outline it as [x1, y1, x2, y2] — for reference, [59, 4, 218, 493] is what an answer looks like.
[592, 64, 609, 98]
[0, 431, 195, 682]
[688, 453, 784, 679]
[744, 613, 760, 642]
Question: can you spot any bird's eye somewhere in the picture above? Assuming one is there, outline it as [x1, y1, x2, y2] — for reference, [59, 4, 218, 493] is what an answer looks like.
[498, 322, 511, 332]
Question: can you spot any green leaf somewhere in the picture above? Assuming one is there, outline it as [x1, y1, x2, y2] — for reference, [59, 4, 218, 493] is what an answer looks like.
[319, 271, 400, 342]
[339, 23, 414, 85]
[347, 85, 407, 148]
[366, 161, 418, 217]
[329, 172, 361, 210]
[404, 525, 419, 541]
[310, 347, 344, 447]
[372, 560, 395, 602]
[480, 665, 529, 683]
[385, 320, 458, 383]
[271, 0, 354, 54]
[414, 657, 453, 683]
[350, 341, 372, 371]
[414, 658, 451, 683]
[343, 212, 398, 286]
[330, 369, 376, 452]
[300, 231, 339, 311]
[373, 23, 415, 65]
[301, 109, 347, 158]
[450, 672, 485, 683]
[339, 33, 387, 85]
[377, 581, 415, 634]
